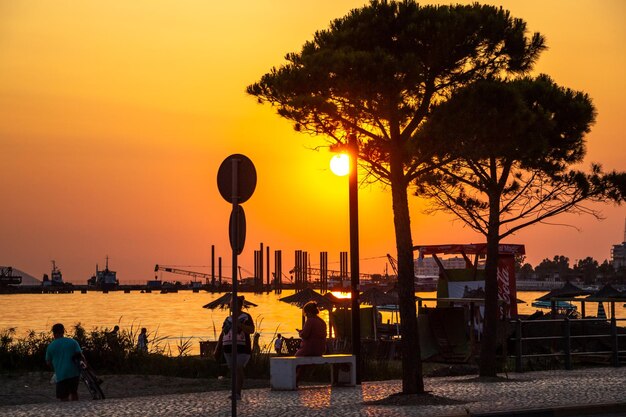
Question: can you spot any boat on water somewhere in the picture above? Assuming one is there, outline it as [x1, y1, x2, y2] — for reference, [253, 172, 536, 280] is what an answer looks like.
[415, 275, 438, 292]
[87, 257, 119, 291]
[531, 300, 577, 312]
[42, 260, 64, 286]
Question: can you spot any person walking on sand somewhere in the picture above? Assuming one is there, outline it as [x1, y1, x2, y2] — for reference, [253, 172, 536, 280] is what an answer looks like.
[219, 295, 254, 400]
[106, 325, 120, 350]
[45, 323, 84, 401]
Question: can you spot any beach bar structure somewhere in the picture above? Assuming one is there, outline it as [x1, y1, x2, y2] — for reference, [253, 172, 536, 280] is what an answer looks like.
[414, 243, 525, 318]
[404, 243, 525, 362]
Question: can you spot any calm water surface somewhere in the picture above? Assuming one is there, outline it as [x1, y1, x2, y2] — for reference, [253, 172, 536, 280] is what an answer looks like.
[1, 290, 623, 355]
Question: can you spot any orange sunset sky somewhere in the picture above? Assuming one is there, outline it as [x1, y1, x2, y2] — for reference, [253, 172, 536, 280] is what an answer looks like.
[1, 1, 625, 283]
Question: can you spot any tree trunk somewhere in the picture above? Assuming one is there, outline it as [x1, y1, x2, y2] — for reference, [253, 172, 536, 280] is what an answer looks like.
[479, 192, 501, 377]
[389, 155, 424, 394]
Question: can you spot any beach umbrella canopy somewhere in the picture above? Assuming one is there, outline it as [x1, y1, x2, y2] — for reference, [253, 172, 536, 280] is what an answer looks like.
[323, 292, 351, 308]
[385, 286, 400, 298]
[279, 288, 334, 310]
[536, 281, 592, 301]
[202, 292, 258, 310]
[385, 286, 425, 303]
[360, 287, 399, 306]
[585, 284, 626, 300]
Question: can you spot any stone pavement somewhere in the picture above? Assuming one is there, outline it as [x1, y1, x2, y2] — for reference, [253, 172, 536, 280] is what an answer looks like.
[1, 367, 625, 417]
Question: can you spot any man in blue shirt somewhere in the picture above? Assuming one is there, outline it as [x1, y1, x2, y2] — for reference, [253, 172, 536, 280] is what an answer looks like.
[45, 323, 83, 401]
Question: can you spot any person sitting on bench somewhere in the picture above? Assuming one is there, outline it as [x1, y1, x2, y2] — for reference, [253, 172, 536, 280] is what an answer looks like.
[296, 302, 327, 356]
[295, 302, 326, 384]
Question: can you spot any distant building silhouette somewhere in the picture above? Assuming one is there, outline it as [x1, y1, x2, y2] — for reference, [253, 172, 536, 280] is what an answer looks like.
[414, 256, 473, 277]
[611, 218, 626, 270]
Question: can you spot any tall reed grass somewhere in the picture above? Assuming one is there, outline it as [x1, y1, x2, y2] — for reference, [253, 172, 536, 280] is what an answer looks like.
[0, 324, 223, 378]
[0, 319, 411, 381]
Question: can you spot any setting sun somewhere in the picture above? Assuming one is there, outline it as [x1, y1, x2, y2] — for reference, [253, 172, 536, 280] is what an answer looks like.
[330, 291, 352, 299]
[330, 154, 350, 176]
[0, 1, 625, 412]
[1, 0, 624, 283]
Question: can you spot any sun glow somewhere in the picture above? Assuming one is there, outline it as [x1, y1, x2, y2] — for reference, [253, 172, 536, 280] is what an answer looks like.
[330, 291, 351, 299]
[330, 154, 350, 176]
[1, 0, 624, 281]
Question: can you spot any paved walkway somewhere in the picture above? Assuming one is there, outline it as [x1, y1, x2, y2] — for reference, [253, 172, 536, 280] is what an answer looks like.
[2, 368, 625, 416]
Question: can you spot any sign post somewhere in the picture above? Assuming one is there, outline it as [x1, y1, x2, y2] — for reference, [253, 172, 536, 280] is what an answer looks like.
[217, 154, 256, 416]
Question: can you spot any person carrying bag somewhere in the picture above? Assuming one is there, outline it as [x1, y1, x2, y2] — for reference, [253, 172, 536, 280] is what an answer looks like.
[219, 295, 254, 400]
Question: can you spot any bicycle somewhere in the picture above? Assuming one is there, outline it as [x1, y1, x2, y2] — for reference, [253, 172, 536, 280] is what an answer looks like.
[73, 355, 105, 400]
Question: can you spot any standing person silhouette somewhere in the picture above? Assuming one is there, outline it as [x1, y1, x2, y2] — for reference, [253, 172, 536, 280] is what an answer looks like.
[45, 323, 84, 401]
[137, 327, 148, 352]
[107, 325, 120, 350]
[274, 333, 284, 354]
[219, 295, 254, 400]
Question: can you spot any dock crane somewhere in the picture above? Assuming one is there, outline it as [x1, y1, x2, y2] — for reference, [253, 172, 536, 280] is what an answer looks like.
[289, 266, 373, 280]
[154, 264, 245, 285]
[386, 254, 399, 276]
[0, 267, 22, 286]
[154, 265, 214, 286]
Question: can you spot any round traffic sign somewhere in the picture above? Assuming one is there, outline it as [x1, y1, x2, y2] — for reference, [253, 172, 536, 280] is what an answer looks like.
[229, 205, 246, 255]
[217, 154, 257, 204]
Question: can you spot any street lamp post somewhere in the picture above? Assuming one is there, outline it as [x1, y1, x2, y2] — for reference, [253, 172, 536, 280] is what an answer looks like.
[330, 135, 361, 384]
[348, 135, 361, 384]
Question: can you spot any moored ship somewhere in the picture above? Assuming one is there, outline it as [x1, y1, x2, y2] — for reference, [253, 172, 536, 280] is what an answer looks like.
[42, 260, 64, 286]
[87, 257, 119, 290]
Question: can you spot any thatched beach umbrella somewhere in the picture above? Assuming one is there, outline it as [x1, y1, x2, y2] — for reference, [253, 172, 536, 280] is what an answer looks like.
[585, 284, 625, 319]
[586, 283, 625, 300]
[359, 288, 399, 339]
[536, 281, 592, 301]
[360, 287, 398, 306]
[278, 288, 335, 310]
[202, 292, 258, 310]
[323, 292, 351, 308]
[385, 286, 399, 298]
[279, 288, 338, 332]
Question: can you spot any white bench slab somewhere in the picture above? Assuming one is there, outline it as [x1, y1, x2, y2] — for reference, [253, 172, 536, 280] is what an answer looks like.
[270, 354, 356, 390]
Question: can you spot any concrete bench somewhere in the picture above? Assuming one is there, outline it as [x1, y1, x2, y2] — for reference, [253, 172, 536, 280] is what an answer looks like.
[270, 354, 356, 390]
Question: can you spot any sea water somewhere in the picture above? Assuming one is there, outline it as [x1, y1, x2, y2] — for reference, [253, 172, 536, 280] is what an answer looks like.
[1, 290, 622, 355]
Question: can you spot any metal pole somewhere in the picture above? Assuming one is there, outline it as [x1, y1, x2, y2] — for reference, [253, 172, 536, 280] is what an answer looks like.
[515, 319, 523, 372]
[259, 242, 264, 293]
[230, 158, 239, 416]
[348, 134, 361, 384]
[274, 250, 282, 294]
[211, 245, 215, 291]
[266, 245, 270, 291]
[611, 303, 619, 367]
[564, 317, 571, 370]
